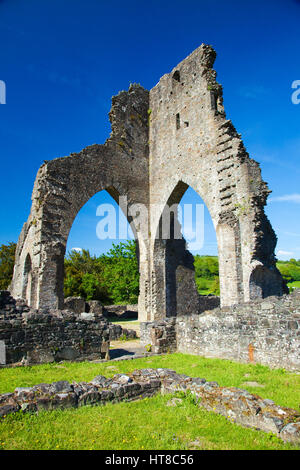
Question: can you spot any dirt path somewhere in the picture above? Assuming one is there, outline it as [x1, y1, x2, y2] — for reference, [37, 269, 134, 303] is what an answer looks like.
[109, 338, 148, 360]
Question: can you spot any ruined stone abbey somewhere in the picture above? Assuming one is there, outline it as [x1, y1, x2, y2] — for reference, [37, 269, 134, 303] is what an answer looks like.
[9, 44, 287, 319]
[1, 44, 299, 372]
[1, 43, 300, 446]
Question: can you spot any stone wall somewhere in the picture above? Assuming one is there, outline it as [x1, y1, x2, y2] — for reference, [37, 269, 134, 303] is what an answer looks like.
[1, 368, 299, 445]
[177, 290, 300, 371]
[148, 44, 287, 318]
[64, 297, 87, 315]
[0, 370, 162, 418]
[0, 310, 110, 365]
[141, 290, 300, 372]
[198, 295, 220, 313]
[0, 291, 136, 365]
[103, 304, 138, 319]
[64, 298, 139, 320]
[0, 291, 31, 321]
[10, 44, 287, 322]
[10, 84, 150, 319]
[140, 318, 177, 353]
[108, 323, 137, 341]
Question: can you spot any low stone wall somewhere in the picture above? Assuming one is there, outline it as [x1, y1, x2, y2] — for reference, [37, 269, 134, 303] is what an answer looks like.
[160, 369, 300, 445]
[0, 369, 161, 418]
[64, 297, 87, 315]
[0, 311, 110, 364]
[198, 295, 220, 313]
[141, 291, 300, 371]
[64, 298, 139, 320]
[177, 291, 300, 371]
[0, 368, 299, 445]
[0, 291, 31, 320]
[140, 318, 177, 353]
[103, 304, 138, 319]
[108, 323, 137, 341]
[0, 292, 136, 365]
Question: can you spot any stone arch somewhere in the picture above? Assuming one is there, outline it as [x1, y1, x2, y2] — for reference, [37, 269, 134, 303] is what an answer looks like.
[150, 180, 219, 318]
[147, 43, 286, 320]
[10, 45, 287, 322]
[39, 180, 143, 311]
[249, 264, 287, 300]
[22, 253, 32, 305]
[64, 186, 141, 300]
[11, 84, 150, 314]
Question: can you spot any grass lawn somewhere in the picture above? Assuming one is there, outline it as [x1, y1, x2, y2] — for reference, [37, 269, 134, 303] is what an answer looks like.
[0, 353, 299, 450]
[288, 281, 300, 291]
[0, 393, 297, 450]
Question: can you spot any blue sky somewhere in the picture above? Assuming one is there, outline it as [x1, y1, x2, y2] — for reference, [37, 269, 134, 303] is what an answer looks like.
[0, 0, 299, 260]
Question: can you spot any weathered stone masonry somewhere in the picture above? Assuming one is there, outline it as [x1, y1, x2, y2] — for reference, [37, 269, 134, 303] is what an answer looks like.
[10, 44, 287, 323]
[1, 368, 300, 445]
[141, 290, 300, 372]
[0, 291, 136, 365]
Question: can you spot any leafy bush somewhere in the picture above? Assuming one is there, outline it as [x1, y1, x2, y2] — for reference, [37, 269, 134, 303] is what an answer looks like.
[3, 237, 299, 304]
[194, 255, 219, 279]
[0, 242, 16, 290]
[64, 240, 139, 305]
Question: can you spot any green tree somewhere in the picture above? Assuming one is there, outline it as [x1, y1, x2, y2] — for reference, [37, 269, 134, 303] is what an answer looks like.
[64, 272, 82, 298]
[194, 255, 219, 279]
[80, 273, 103, 301]
[63, 241, 139, 304]
[0, 242, 16, 290]
[64, 249, 97, 276]
[100, 241, 139, 304]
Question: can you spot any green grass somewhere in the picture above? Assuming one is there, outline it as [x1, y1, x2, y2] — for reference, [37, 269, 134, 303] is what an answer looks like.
[1, 353, 300, 450]
[1, 353, 300, 410]
[288, 281, 300, 290]
[0, 393, 297, 450]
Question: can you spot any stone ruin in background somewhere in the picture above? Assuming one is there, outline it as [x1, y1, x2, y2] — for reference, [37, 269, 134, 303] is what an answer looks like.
[3, 44, 298, 371]
[9, 44, 287, 321]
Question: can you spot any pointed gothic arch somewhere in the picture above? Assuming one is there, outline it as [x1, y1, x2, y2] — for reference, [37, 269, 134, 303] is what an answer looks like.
[22, 253, 32, 305]
[10, 45, 287, 322]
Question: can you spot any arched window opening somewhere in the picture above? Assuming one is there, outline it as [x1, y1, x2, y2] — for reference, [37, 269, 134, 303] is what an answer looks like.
[172, 70, 180, 82]
[22, 254, 32, 305]
[153, 182, 220, 318]
[180, 187, 219, 300]
[249, 265, 283, 300]
[65, 189, 139, 316]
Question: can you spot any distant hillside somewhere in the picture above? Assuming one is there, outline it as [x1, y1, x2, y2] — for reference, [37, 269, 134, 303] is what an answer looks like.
[1, 241, 299, 302]
[194, 255, 220, 295]
[276, 259, 300, 292]
[193, 256, 300, 295]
